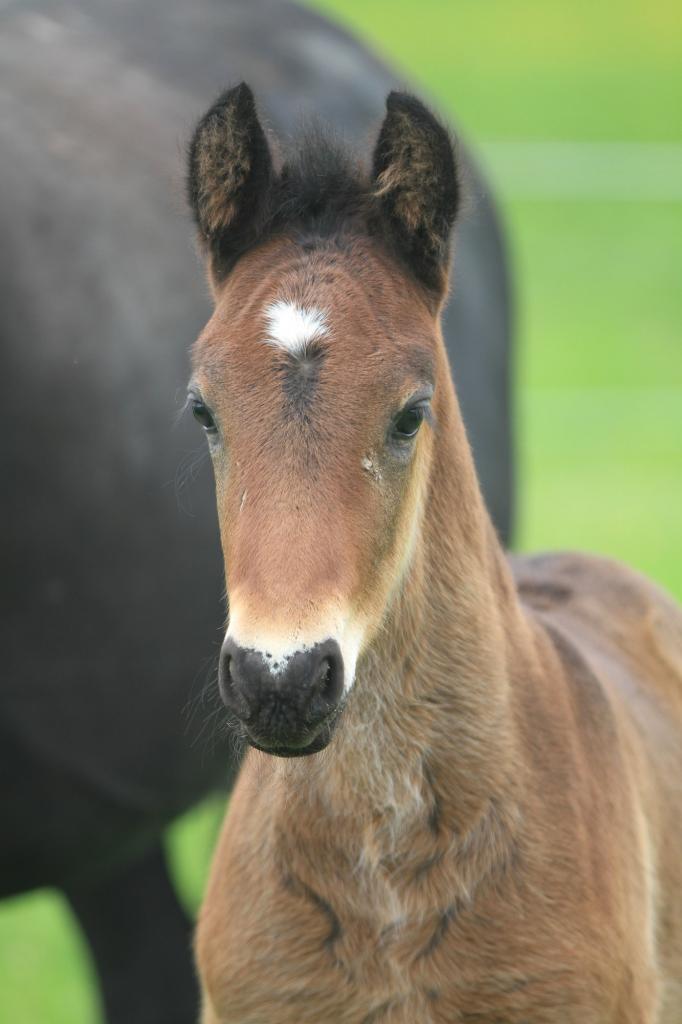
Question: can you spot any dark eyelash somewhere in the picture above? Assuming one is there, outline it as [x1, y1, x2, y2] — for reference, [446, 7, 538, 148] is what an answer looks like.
[421, 403, 436, 430]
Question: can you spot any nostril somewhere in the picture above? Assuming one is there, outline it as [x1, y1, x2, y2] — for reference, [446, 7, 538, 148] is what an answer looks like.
[218, 648, 250, 717]
[311, 650, 344, 711]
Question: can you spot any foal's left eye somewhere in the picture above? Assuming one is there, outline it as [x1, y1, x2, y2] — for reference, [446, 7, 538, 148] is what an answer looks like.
[191, 399, 217, 432]
[392, 404, 426, 439]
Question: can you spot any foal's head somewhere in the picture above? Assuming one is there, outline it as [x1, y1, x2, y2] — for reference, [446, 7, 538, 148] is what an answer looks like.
[188, 84, 459, 756]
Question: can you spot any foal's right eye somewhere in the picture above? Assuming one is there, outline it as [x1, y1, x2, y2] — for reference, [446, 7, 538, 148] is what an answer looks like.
[191, 399, 217, 432]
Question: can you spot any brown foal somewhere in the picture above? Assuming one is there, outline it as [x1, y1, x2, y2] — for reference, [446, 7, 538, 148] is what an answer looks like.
[186, 84, 682, 1022]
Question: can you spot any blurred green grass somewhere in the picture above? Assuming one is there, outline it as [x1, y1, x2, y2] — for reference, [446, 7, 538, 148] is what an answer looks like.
[317, 0, 682, 142]
[1, 2, 680, 1020]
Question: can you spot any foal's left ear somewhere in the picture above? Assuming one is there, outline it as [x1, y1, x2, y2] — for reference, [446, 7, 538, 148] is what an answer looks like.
[372, 92, 459, 293]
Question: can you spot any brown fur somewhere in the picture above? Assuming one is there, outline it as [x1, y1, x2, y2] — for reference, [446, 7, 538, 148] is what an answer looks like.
[190, 115, 682, 1023]
[375, 109, 453, 252]
[193, 110, 254, 237]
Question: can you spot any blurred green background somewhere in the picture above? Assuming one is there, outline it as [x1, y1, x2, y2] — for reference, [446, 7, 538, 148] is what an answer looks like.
[1, 1, 680, 1019]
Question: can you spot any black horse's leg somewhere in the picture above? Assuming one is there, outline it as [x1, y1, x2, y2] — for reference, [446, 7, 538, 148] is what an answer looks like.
[66, 842, 198, 1024]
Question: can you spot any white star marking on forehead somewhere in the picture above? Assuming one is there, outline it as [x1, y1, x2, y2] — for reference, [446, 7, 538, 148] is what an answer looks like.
[263, 300, 328, 357]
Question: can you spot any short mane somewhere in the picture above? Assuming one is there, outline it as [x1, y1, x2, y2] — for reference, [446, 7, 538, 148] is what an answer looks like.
[269, 126, 370, 241]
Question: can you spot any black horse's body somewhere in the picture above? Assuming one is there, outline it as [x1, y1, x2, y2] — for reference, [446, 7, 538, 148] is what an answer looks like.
[0, 1, 512, 1020]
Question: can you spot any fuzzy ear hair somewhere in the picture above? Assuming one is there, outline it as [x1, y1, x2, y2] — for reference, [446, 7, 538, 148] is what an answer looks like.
[187, 83, 273, 278]
[372, 92, 459, 292]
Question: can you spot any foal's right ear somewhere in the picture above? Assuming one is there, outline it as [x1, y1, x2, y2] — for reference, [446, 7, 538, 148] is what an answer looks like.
[187, 83, 273, 280]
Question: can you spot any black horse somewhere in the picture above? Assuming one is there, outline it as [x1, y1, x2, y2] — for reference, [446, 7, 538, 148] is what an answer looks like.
[0, 1, 513, 1021]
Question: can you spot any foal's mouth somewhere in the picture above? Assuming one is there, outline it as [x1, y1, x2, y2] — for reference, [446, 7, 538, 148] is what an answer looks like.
[242, 702, 344, 758]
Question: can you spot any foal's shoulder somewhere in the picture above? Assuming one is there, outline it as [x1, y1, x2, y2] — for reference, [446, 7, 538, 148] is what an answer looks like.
[510, 550, 682, 703]
[511, 549, 678, 621]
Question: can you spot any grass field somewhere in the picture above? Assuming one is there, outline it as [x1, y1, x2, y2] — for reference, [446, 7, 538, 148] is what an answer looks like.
[1, 2, 680, 1020]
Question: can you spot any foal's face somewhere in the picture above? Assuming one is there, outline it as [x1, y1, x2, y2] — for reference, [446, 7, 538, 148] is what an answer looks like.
[186, 83, 458, 755]
[190, 237, 440, 755]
